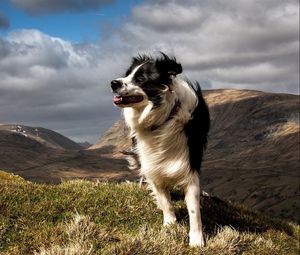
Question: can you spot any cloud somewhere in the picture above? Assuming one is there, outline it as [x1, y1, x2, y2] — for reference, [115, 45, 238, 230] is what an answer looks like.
[132, 3, 208, 32]
[0, 0, 299, 143]
[11, 0, 115, 15]
[122, 0, 299, 93]
[0, 12, 10, 29]
[0, 29, 124, 142]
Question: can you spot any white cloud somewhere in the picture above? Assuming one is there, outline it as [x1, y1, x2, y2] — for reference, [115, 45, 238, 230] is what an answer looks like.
[0, 29, 123, 142]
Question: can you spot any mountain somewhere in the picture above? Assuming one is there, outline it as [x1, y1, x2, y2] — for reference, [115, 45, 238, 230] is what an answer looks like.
[0, 124, 135, 183]
[91, 89, 300, 223]
[0, 124, 82, 150]
[88, 120, 130, 157]
[77, 141, 92, 149]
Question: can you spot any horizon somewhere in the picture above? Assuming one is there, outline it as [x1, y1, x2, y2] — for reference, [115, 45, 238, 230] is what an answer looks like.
[0, 0, 299, 143]
[0, 88, 298, 144]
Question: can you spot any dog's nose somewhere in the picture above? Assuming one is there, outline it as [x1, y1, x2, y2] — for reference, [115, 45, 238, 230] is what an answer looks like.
[111, 80, 122, 91]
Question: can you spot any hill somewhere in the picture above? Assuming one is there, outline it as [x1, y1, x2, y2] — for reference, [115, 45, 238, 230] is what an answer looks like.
[78, 141, 92, 149]
[0, 171, 299, 255]
[0, 124, 82, 150]
[90, 89, 300, 223]
[0, 124, 135, 183]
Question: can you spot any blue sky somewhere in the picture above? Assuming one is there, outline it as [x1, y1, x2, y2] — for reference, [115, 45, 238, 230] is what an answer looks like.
[0, 0, 141, 42]
[0, 0, 298, 142]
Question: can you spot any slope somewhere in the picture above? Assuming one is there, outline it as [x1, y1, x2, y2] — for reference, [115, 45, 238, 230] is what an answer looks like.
[0, 171, 299, 255]
[0, 125, 135, 183]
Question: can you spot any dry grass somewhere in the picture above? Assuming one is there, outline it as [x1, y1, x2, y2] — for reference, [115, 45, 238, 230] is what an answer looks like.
[273, 121, 299, 137]
[0, 171, 299, 255]
[35, 213, 95, 255]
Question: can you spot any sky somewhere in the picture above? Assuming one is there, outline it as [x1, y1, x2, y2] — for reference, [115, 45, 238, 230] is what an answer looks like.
[0, 0, 299, 143]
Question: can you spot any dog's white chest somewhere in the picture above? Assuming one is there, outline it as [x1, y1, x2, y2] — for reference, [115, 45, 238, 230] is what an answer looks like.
[136, 129, 190, 185]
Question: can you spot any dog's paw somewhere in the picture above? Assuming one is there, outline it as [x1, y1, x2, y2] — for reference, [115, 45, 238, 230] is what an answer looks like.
[163, 214, 177, 226]
[189, 232, 205, 247]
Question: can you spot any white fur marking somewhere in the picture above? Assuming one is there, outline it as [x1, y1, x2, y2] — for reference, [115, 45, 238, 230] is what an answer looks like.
[185, 172, 204, 247]
[117, 63, 144, 84]
[151, 183, 176, 226]
[138, 101, 153, 124]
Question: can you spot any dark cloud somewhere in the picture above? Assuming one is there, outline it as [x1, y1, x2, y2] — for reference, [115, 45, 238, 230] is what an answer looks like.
[0, 12, 10, 29]
[11, 0, 115, 15]
[125, 0, 299, 93]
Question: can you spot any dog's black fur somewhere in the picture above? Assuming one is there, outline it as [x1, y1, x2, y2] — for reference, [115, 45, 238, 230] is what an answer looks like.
[184, 81, 210, 171]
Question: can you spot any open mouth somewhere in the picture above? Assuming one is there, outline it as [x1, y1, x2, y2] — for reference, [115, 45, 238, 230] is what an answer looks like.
[113, 95, 144, 105]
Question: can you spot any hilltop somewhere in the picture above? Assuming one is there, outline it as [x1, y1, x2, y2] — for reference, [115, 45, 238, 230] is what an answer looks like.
[0, 171, 299, 255]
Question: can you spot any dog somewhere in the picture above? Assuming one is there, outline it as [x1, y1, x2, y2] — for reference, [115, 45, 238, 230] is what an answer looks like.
[111, 53, 210, 246]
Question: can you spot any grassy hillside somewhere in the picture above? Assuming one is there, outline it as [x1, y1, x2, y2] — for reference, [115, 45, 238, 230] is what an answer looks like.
[0, 171, 299, 255]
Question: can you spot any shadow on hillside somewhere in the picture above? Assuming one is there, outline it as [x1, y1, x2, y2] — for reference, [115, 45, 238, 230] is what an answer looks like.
[91, 145, 117, 155]
[207, 93, 297, 138]
[171, 191, 295, 237]
[3, 145, 134, 184]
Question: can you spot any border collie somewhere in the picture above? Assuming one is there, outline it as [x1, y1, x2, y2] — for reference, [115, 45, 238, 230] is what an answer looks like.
[111, 53, 210, 246]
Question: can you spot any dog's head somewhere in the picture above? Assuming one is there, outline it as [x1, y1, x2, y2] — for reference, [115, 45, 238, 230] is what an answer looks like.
[111, 53, 182, 108]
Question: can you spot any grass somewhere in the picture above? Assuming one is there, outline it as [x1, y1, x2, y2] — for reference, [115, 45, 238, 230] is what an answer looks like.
[0, 170, 299, 255]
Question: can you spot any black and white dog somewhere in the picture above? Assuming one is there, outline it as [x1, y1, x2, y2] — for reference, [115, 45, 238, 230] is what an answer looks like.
[111, 53, 210, 246]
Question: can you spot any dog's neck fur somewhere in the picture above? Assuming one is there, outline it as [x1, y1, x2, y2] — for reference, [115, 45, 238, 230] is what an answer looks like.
[123, 88, 176, 135]
[150, 100, 181, 131]
[123, 76, 197, 137]
[125, 106, 174, 138]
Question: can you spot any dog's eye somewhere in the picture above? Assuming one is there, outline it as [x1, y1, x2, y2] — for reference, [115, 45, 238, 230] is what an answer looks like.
[135, 75, 146, 83]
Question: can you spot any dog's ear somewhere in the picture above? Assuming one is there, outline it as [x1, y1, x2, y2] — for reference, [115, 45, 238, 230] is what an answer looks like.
[156, 52, 182, 76]
[132, 54, 151, 64]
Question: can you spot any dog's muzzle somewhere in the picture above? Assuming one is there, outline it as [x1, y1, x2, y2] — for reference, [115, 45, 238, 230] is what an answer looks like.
[111, 79, 144, 106]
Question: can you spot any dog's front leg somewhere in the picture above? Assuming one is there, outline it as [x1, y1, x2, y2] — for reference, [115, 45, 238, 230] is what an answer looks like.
[151, 183, 177, 226]
[184, 172, 204, 247]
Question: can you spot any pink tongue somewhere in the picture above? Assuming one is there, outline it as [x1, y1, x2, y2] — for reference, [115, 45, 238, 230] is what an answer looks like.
[113, 96, 122, 103]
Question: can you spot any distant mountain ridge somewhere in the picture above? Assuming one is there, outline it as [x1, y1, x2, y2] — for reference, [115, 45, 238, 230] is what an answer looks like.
[0, 124, 82, 150]
[78, 141, 92, 149]
[0, 123, 134, 183]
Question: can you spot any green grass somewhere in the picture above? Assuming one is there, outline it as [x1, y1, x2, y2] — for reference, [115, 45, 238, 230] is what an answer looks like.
[0, 170, 299, 255]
